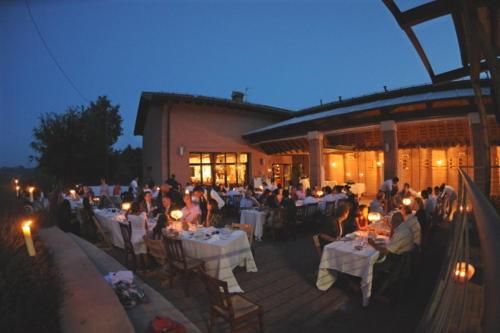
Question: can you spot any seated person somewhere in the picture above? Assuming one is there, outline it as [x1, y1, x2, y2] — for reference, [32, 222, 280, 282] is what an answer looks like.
[126, 202, 149, 270]
[368, 212, 414, 295]
[355, 204, 369, 231]
[181, 193, 201, 224]
[303, 188, 318, 205]
[399, 204, 421, 247]
[142, 190, 155, 218]
[318, 202, 350, 249]
[369, 191, 385, 214]
[206, 198, 222, 227]
[240, 190, 260, 209]
[332, 186, 348, 207]
[319, 186, 334, 210]
[295, 184, 306, 200]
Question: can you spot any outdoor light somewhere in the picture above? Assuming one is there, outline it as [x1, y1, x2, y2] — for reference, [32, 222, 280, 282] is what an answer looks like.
[402, 198, 412, 206]
[437, 160, 443, 166]
[14, 179, 18, 185]
[331, 162, 336, 167]
[22, 220, 36, 257]
[15, 185, 20, 197]
[376, 161, 382, 167]
[368, 212, 382, 223]
[453, 262, 475, 283]
[121, 202, 131, 211]
[316, 190, 324, 197]
[28, 187, 35, 203]
[170, 210, 183, 221]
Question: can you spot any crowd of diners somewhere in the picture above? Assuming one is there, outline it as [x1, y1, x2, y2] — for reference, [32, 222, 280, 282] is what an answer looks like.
[49, 172, 458, 283]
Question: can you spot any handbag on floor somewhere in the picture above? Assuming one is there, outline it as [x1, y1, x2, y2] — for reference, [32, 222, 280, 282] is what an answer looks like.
[149, 316, 186, 333]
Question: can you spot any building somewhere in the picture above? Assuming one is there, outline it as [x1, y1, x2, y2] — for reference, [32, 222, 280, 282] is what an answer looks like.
[135, 80, 500, 195]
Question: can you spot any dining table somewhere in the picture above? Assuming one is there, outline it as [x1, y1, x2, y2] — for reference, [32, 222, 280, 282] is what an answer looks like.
[316, 231, 389, 306]
[239, 209, 266, 241]
[178, 227, 257, 293]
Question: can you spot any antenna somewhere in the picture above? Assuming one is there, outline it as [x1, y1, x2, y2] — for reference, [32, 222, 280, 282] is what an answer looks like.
[244, 86, 252, 102]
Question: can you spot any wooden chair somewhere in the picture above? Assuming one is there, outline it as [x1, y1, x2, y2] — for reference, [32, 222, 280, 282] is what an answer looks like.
[90, 214, 113, 249]
[119, 221, 136, 271]
[231, 223, 254, 247]
[295, 205, 306, 226]
[324, 201, 335, 218]
[200, 271, 264, 333]
[163, 236, 205, 296]
[144, 236, 171, 286]
[270, 207, 287, 240]
[312, 235, 322, 258]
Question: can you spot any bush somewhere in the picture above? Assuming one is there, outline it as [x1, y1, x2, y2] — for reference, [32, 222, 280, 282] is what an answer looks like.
[0, 187, 62, 333]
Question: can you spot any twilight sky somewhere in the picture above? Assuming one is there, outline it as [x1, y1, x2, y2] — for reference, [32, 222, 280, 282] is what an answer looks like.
[0, 0, 461, 167]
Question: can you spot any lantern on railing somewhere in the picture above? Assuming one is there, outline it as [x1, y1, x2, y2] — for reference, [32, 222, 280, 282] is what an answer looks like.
[170, 210, 183, 221]
[121, 202, 131, 211]
[15, 185, 20, 197]
[453, 262, 475, 283]
[28, 187, 35, 203]
[22, 220, 36, 256]
[316, 190, 324, 198]
[368, 212, 382, 223]
[402, 198, 412, 206]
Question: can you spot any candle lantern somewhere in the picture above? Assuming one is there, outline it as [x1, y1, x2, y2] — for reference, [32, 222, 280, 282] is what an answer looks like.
[22, 220, 36, 256]
[316, 190, 324, 198]
[184, 189, 190, 194]
[15, 185, 20, 197]
[170, 210, 183, 221]
[69, 189, 76, 199]
[367, 212, 382, 223]
[121, 202, 131, 211]
[28, 187, 35, 203]
[453, 262, 475, 283]
[402, 198, 412, 206]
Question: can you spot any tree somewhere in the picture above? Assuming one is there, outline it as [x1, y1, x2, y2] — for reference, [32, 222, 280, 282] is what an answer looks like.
[30, 96, 123, 184]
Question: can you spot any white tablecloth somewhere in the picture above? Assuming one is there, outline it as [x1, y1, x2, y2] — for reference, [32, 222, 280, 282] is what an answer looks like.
[94, 209, 156, 249]
[349, 183, 366, 196]
[180, 228, 257, 293]
[239, 209, 266, 241]
[316, 232, 388, 306]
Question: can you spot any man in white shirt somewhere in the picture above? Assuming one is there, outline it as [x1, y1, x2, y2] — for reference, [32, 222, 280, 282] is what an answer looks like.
[422, 189, 436, 220]
[400, 205, 421, 247]
[240, 190, 260, 209]
[379, 177, 399, 196]
[303, 188, 318, 205]
[439, 183, 457, 221]
[319, 187, 335, 211]
[142, 190, 155, 217]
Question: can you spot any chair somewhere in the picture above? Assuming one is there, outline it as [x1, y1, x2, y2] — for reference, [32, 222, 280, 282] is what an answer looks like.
[144, 236, 171, 286]
[119, 221, 137, 271]
[270, 207, 287, 240]
[312, 235, 322, 258]
[163, 236, 205, 296]
[90, 214, 113, 249]
[200, 271, 264, 333]
[324, 201, 335, 218]
[231, 223, 254, 247]
[295, 205, 305, 226]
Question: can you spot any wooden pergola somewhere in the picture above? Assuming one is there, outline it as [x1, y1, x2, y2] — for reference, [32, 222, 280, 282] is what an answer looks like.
[383, 0, 500, 194]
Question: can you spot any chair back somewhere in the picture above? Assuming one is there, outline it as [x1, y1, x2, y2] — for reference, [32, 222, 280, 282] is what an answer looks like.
[119, 221, 135, 254]
[272, 207, 287, 228]
[305, 203, 318, 217]
[312, 234, 322, 258]
[91, 215, 113, 248]
[164, 236, 187, 269]
[231, 223, 254, 246]
[296, 205, 306, 222]
[144, 236, 168, 265]
[199, 271, 234, 318]
[324, 201, 335, 217]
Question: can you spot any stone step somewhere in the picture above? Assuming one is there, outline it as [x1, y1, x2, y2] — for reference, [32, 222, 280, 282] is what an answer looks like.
[68, 232, 202, 333]
[39, 227, 135, 333]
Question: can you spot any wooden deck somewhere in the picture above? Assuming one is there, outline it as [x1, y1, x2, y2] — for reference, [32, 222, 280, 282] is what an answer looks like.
[105, 225, 451, 333]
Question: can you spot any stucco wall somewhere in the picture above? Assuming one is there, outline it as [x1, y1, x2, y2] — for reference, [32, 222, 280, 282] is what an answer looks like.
[142, 101, 291, 185]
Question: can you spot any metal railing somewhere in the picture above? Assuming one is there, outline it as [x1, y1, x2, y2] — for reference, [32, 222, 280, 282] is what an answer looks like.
[417, 168, 500, 332]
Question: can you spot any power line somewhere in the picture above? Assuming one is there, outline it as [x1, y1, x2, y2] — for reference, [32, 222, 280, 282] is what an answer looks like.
[24, 0, 89, 103]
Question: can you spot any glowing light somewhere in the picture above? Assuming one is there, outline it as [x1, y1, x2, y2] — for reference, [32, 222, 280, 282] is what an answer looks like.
[316, 190, 324, 197]
[402, 198, 412, 206]
[14, 179, 19, 185]
[376, 161, 382, 167]
[454, 262, 475, 282]
[437, 160, 443, 166]
[368, 212, 382, 222]
[331, 162, 337, 167]
[359, 173, 364, 177]
[22, 220, 36, 256]
[121, 202, 131, 211]
[185, 189, 190, 194]
[28, 187, 35, 203]
[170, 210, 183, 221]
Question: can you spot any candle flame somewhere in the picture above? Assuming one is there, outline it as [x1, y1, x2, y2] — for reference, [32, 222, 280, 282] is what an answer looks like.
[28, 187, 35, 193]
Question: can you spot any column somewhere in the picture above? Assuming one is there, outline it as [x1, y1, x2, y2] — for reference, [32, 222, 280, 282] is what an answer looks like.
[307, 131, 324, 188]
[467, 112, 488, 193]
[380, 120, 399, 181]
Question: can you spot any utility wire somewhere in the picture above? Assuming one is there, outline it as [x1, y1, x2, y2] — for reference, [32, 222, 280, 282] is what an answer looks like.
[25, 0, 89, 103]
